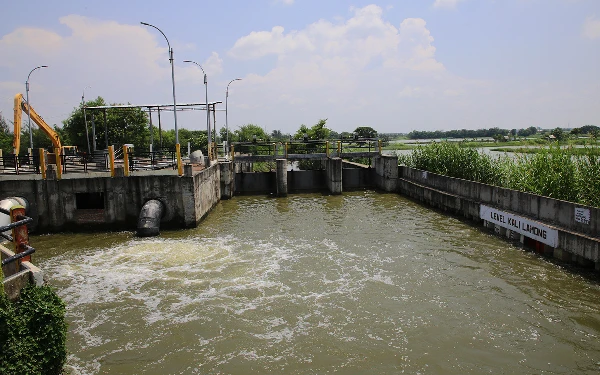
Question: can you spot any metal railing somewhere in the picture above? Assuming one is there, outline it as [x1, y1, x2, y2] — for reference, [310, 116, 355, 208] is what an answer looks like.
[0, 154, 40, 175]
[286, 141, 328, 156]
[127, 149, 177, 171]
[0, 206, 35, 269]
[234, 143, 278, 156]
[229, 139, 382, 162]
[60, 152, 108, 173]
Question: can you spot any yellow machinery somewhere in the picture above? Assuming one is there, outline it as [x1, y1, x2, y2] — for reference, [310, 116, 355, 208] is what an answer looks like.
[13, 93, 62, 155]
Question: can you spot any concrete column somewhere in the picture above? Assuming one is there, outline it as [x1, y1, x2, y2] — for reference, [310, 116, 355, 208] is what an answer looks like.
[220, 161, 235, 199]
[184, 164, 193, 177]
[326, 157, 342, 195]
[276, 159, 288, 197]
[374, 155, 398, 192]
[114, 166, 125, 178]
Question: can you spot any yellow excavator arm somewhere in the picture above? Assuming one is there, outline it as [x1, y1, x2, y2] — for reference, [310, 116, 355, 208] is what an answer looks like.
[13, 93, 62, 154]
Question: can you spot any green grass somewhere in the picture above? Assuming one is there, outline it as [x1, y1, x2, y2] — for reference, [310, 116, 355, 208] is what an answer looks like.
[399, 141, 600, 208]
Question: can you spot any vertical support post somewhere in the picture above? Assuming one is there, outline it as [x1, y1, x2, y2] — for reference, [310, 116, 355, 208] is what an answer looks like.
[83, 100, 91, 154]
[273, 143, 276, 157]
[10, 205, 29, 266]
[212, 103, 217, 149]
[157, 108, 163, 149]
[176, 143, 183, 176]
[54, 147, 62, 180]
[373, 155, 399, 192]
[326, 157, 342, 195]
[285, 142, 289, 158]
[123, 145, 130, 177]
[337, 141, 341, 156]
[276, 159, 288, 197]
[39, 148, 46, 179]
[103, 109, 108, 150]
[231, 144, 235, 161]
[326, 141, 330, 157]
[378, 139, 382, 155]
[91, 113, 97, 152]
[148, 108, 154, 150]
[108, 145, 115, 177]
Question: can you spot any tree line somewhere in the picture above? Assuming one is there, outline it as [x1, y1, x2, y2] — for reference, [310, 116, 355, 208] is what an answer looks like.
[2, 96, 597, 154]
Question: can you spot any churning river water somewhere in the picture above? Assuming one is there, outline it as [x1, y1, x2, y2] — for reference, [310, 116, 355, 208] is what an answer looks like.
[33, 192, 600, 374]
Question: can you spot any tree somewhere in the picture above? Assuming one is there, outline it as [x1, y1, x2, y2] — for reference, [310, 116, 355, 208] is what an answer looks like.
[550, 127, 565, 142]
[177, 129, 208, 152]
[580, 125, 599, 135]
[294, 119, 331, 140]
[0, 112, 13, 153]
[231, 124, 268, 142]
[570, 128, 581, 138]
[353, 126, 378, 139]
[294, 125, 311, 140]
[62, 96, 150, 153]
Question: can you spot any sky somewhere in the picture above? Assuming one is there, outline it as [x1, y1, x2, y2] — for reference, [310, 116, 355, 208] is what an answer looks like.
[1, 0, 599, 136]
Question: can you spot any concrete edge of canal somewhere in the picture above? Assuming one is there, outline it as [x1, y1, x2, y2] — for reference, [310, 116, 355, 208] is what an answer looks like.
[0, 155, 597, 272]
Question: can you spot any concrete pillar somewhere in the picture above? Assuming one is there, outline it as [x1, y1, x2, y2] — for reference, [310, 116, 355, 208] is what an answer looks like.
[326, 157, 342, 195]
[374, 155, 398, 192]
[46, 165, 57, 180]
[220, 161, 235, 199]
[276, 159, 288, 197]
[114, 166, 125, 178]
[184, 164, 193, 177]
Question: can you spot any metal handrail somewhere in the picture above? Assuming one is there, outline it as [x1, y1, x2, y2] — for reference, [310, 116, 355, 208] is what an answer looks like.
[0, 206, 35, 268]
[1, 246, 35, 266]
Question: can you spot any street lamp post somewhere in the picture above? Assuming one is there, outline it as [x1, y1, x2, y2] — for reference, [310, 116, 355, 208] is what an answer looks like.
[226, 78, 242, 151]
[140, 22, 179, 144]
[82, 86, 91, 154]
[25, 65, 48, 152]
[183, 60, 210, 150]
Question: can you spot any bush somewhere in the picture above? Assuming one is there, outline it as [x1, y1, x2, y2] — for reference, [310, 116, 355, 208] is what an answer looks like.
[0, 283, 67, 375]
[399, 141, 600, 208]
[399, 141, 505, 185]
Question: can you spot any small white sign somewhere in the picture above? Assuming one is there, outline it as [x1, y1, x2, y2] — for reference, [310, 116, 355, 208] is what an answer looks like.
[480, 205, 559, 247]
[422, 171, 428, 179]
[574, 207, 590, 225]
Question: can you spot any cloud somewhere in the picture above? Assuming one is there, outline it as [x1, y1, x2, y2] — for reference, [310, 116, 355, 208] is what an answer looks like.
[432, 0, 465, 9]
[223, 5, 481, 131]
[582, 16, 600, 39]
[275, 0, 294, 5]
[0, 15, 204, 128]
[179, 52, 223, 86]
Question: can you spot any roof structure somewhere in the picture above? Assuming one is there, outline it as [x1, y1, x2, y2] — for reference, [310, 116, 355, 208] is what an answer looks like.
[84, 101, 224, 111]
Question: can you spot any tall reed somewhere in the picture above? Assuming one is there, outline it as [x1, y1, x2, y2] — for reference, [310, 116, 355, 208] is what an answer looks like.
[399, 142, 600, 208]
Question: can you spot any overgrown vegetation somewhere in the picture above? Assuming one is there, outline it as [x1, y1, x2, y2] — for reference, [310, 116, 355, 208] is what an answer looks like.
[0, 279, 67, 375]
[398, 141, 600, 208]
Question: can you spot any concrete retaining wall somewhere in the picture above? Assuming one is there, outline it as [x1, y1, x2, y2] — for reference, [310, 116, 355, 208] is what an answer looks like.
[234, 160, 382, 195]
[401, 167, 599, 237]
[1, 245, 44, 301]
[235, 172, 277, 195]
[0, 165, 222, 232]
[399, 166, 599, 269]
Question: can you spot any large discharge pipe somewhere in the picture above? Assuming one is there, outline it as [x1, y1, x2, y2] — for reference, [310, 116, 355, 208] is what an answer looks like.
[136, 199, 165, 237]
[0, 197, 29, 236]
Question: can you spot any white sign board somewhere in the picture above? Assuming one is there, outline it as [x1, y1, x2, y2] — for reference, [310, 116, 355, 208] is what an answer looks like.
[480, 205, 558, 247]
[574, 207, 590, 225]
